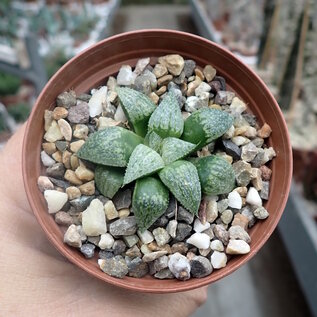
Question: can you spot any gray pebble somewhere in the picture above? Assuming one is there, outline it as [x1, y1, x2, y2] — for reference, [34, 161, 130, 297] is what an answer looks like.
[171, 242, 189, 254]
[217, 199, 229, 213]
[174, 71, 186, 84]
[243, 113, 257, 126]
[177, 206, 194, 224]
[253, 206, 269, 220]
[174, 223, 192, 242]
[260, 181, 270, 200]
[99, 250, 114, 259]
[222, 140, 241, 160]
[49, 177, 70, 189]
[190, 255, 213, 278]
[241, 206, 256, 228]
[154, 268, 174, 279]
[183, 60, 196, 77]
[213, 225, 229, 245]
[127, 257, 149, 278]
[123, 234, 139, 248]
[80, 243, 95, 259]
[46, 163, 65, 179]
[153, 215, 169, 227]
[55, 140, 68, 152]
[67, 102, 89, 124]
[228, 225, 251, 243]
[112, 189, 132, 210]
[109, 216, 137, 236]
[165, 196, 177, 218]
[112, 240, 126, 255]
[77, 93, 91, 102]
[70, 196, 94, 212]
[125, 245, 142, 258]
[99, 255, 128, 278]
[153, 255, 169, 272]
[56, 91, 76, 108]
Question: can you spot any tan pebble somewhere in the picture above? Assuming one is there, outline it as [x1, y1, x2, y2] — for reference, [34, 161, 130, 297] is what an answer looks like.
[186, 78, 202, 96]
[234, 126, 248, 136]
[62, 150, 72, 169]
[153, 64, 168, 78]
[156, 85, 167, 96]
[217, 152, 233, 164]
[66, 186, 81, 200]
[70, 155, 80, 170]
[186, 251, 196, 261]
[243, 126, 257, 138]
[147, 241, 171, 253]
[70, 140, 85, 153]
[233, 187, 248, 197]
[37, 176, 54, 192]
[44, 110, 53, 131]
[118, 208, 130, 218]
[251, 168, 263, 191]
[107, 91, 117, 103]
[55, 187, 64, 193]
[209, 103, 222, 110]
[55, 211, 73, 226]
[158, 54, 184, 76]
[259, 165, 272, 181]
[58, 119, 72, 141]
[78, 181, 95, 196]
[73, 124, 89, 139]
[194, 68, 204, 81]
[232, 213, 249, 230]
[44, 120, 63, 142]
[42, 142, 56, 155]
[149, 92, 159, 105]
[53, 107, 68, 120]
[241, 197, 246, 206]
[157, 74, 173, 86]
[257, 123, 272, 138]
[64, 170, 83, 185]
[98, 117, 120, 130]
[104, 201, 119, 221]
[52, 151, 62, 163]
[203, 65, 216, 82]
[75, 164, 94, 181]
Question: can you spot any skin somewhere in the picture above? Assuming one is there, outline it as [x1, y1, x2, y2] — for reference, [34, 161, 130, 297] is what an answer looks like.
[0, 124, 207, 317]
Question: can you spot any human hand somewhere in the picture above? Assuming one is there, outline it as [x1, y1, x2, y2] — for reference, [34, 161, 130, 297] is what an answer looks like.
[0, 124, 207, 317]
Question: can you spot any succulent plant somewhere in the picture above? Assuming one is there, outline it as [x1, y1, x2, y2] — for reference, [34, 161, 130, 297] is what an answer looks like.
[77, 87, 235, 232]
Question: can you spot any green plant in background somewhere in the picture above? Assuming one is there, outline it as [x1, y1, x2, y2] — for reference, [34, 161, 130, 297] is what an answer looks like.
[0, 72, 21, 96]
[77, 88, 234, 231]
[45, 50, 69, 78]
[7, 102, 30, 122]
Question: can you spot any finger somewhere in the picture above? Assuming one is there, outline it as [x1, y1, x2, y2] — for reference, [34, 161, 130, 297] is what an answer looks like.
[0, 123, 31, 213]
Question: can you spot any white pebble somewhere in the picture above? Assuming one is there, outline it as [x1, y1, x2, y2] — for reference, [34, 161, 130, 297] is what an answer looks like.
[228, 191, 242, 209]
[140, 244, 151, 255]
[229, 97, 247, 114]
[99, 233, 114, 249]
[88, 86, 107, 117]
[44, 120, 63, 142]
[211, 251, 227, 269]
[58, 119, 72, 141]
[232, 136, 250, 146]
[186, 232, 210, 249]
[168, 252, 191, 280]
[195, 82, 211, 97]
[210, 239, 224, 251]
[246, 187, 262, 207]
[44, 190, 68, 214]
[82, 199, 107, 236]
[137, 229, 154, 244]
[193, 218, 210, 233]
[134, 57, 150, 75]
[98, 117, 120, 130]
[226, 239, 250, 254]
[114, 104, 127, 122]
[64, 224, 82, 248]
[37, 176, 54, 192]
[166, 220, 178, 238]
[40, 151, 55, 167]
[117, 65, 136, 86]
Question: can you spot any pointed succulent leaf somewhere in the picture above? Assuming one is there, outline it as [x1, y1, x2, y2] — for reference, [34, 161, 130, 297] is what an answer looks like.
[117, 87, 156, 137]
[159, 160, 201, 214]
[191, 155, 235, 195]
[148, 91, 184, 138]
[144, 130, 163, 153]
[123, 144, 165, 185]
[161, 137, 196, 165]
[132, 177, 169, 232]
[77, 126, 143, 167]
[182, 108, 233, 150]
[94, 165, 124, 199]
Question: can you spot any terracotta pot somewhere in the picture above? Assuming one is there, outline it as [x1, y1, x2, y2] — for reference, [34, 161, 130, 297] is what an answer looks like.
[22, 30, 292, 293]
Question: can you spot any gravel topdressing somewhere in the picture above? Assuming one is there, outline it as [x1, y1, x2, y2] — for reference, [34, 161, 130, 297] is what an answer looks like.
[38, 54, 276, 280]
